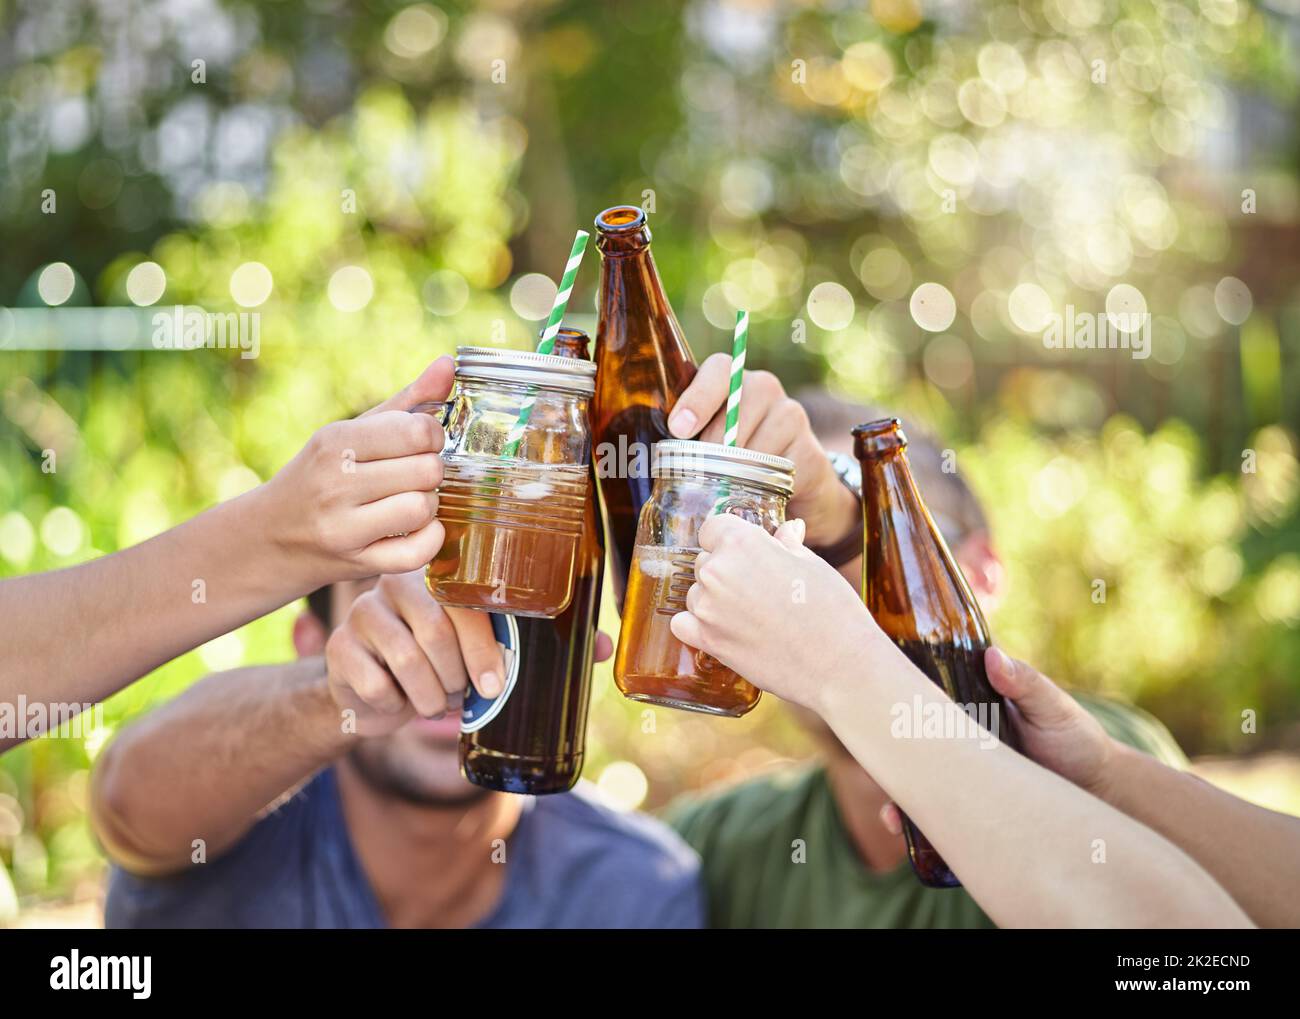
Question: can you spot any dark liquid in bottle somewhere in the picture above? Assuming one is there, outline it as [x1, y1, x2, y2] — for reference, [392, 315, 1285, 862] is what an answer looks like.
[892, 638, 1020, 888]
[593, 404, 670, 601]
[459, 562, 601, 794]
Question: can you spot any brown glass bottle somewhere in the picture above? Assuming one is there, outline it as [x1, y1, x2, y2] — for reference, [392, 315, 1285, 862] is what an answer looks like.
[458, 327, 605, 794]
[854, 418, 1020, 888]
[592, 206, 698, 606]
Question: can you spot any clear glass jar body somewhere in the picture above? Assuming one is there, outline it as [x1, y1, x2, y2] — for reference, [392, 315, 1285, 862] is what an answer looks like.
[613, 465, 788, 717]
[426, 372, 592, 619]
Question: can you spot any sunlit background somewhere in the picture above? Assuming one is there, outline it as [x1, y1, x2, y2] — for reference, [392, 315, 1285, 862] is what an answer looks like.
[2, 0, 1299, 925]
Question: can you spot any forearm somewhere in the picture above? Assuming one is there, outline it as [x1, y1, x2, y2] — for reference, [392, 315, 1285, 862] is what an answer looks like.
[1, 484, 311, 748]
[90, 656, 350, 875]
[1097, 742, 1300, 927]
[817, 633, 1252, 928]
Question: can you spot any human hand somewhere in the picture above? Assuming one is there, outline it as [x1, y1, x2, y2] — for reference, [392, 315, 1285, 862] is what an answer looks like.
[324, 571, 505, 738]
[324, 570, 616, 739]
[878, 648, 1118, 833]
[982, 648, 1115, 795]
[260, 357, 454, 590]
[666, 354, 857, 549]
[669, 512, 879, 712]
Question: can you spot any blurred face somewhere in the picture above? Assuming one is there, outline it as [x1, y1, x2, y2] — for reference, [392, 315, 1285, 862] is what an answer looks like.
[953, 530, 1004, 616]
[298, 579, 488, 808]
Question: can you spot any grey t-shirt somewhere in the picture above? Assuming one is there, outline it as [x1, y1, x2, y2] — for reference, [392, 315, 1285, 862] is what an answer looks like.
[106, 769, 705, 929]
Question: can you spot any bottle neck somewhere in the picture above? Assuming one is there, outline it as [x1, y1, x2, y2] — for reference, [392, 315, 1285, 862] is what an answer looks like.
[595, 243, 694, 362]
[595, 223, 653, 258]
[547, 332, 603, 564]
[858, 446, 989, 646]
[552, 331, 592, 360]
[554, 342, 591, 360]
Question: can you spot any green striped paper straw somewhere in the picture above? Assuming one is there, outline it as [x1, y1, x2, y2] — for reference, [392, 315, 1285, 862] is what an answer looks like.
[710, 310, 748, 515]
[722, 310, 747, 446]
[502, 229, 589, 457]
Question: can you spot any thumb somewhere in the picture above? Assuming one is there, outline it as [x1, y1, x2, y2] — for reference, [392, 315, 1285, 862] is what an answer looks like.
[444, 606, 507, 699]
[363, 356, 455, 417]
[985, 647, 1075, 728]
[774, 518, 807, 551]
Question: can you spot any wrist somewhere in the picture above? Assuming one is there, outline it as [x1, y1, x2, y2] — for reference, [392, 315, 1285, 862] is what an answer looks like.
[239, 478, 324, 597]
[810, 615, 899, 721]
[803, 476, 860, 549]
[291, 657, 357, 760]
[1088, 736, 1137, 808]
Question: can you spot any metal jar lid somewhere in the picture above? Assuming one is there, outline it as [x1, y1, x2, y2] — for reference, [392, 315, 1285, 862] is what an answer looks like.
[455, 345, 596, 395]
[652, 439, 795, 496]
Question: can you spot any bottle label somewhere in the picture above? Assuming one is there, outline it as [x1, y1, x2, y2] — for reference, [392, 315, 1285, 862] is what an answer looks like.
[459, 614, 521, 733]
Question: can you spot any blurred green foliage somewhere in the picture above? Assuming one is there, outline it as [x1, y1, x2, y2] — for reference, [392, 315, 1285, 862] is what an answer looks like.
[1, 0, 1299, 917]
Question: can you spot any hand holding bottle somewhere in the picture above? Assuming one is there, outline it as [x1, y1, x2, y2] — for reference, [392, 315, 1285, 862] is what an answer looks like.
[325, 569, 614, 738]
[666, 355, 858, 550]
[875, 648, 1115, 843]
[325, 571, 504, 737]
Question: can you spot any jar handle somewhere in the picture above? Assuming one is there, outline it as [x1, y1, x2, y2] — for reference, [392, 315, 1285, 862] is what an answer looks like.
[709, 499, 763, 527]
[409, 400, 452, 426]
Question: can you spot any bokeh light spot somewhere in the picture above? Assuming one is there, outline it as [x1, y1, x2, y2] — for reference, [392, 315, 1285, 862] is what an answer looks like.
[126, 261, 167, 307]
[1008, 283, 1053, 334]
[922, 334, 974, 389]
[597, 760, 648, 811]
[328, 266, 375, 313]
[0, 512, 36, 567]
[384, 4, 448, 59]
[509, 273, 558, 321]
[1106, 284, 1148, 332]
[40, 507, 84, 557]
[910, 282, 957, 332]
[37, 263, 76, 306]
[807, 282, 855, 330]
[1214, 276, 1252, 325]
[842, 42, 894, 92]
[423, 270, 470, 316]
[230, 262, 273, 308]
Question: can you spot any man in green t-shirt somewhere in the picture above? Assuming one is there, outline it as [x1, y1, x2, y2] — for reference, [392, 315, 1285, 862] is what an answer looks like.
[664, 394, 1187, 929]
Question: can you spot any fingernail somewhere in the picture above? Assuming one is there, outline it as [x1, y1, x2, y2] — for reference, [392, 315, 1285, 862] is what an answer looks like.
[479, 671, 500, 697]
[790, 518, 806, 543]
[988, 646, 1011, 674]
[668, 408, 697, 437]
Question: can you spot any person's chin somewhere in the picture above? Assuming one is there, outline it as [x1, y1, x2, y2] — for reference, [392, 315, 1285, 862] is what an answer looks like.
[351, 722, 485, 807]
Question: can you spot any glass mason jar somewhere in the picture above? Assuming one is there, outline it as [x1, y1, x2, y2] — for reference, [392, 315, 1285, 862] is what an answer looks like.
[613, 439, 794, 717]
[426, 346, 596, 619]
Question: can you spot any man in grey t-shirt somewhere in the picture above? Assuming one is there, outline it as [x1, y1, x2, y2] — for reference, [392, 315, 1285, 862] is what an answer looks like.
[93, 573, 703, 929]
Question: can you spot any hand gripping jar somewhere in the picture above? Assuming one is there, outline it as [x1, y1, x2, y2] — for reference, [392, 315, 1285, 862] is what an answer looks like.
[612, 439, 794, 717]
[425, 346, 596, 619]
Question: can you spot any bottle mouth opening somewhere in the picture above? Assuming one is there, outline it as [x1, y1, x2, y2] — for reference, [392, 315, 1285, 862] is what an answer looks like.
[595, 205, 646, 233]
[852, 417, 907, 457]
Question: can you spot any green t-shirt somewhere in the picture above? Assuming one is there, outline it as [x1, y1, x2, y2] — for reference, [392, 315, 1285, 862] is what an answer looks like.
[664, 693, 1187, 929]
